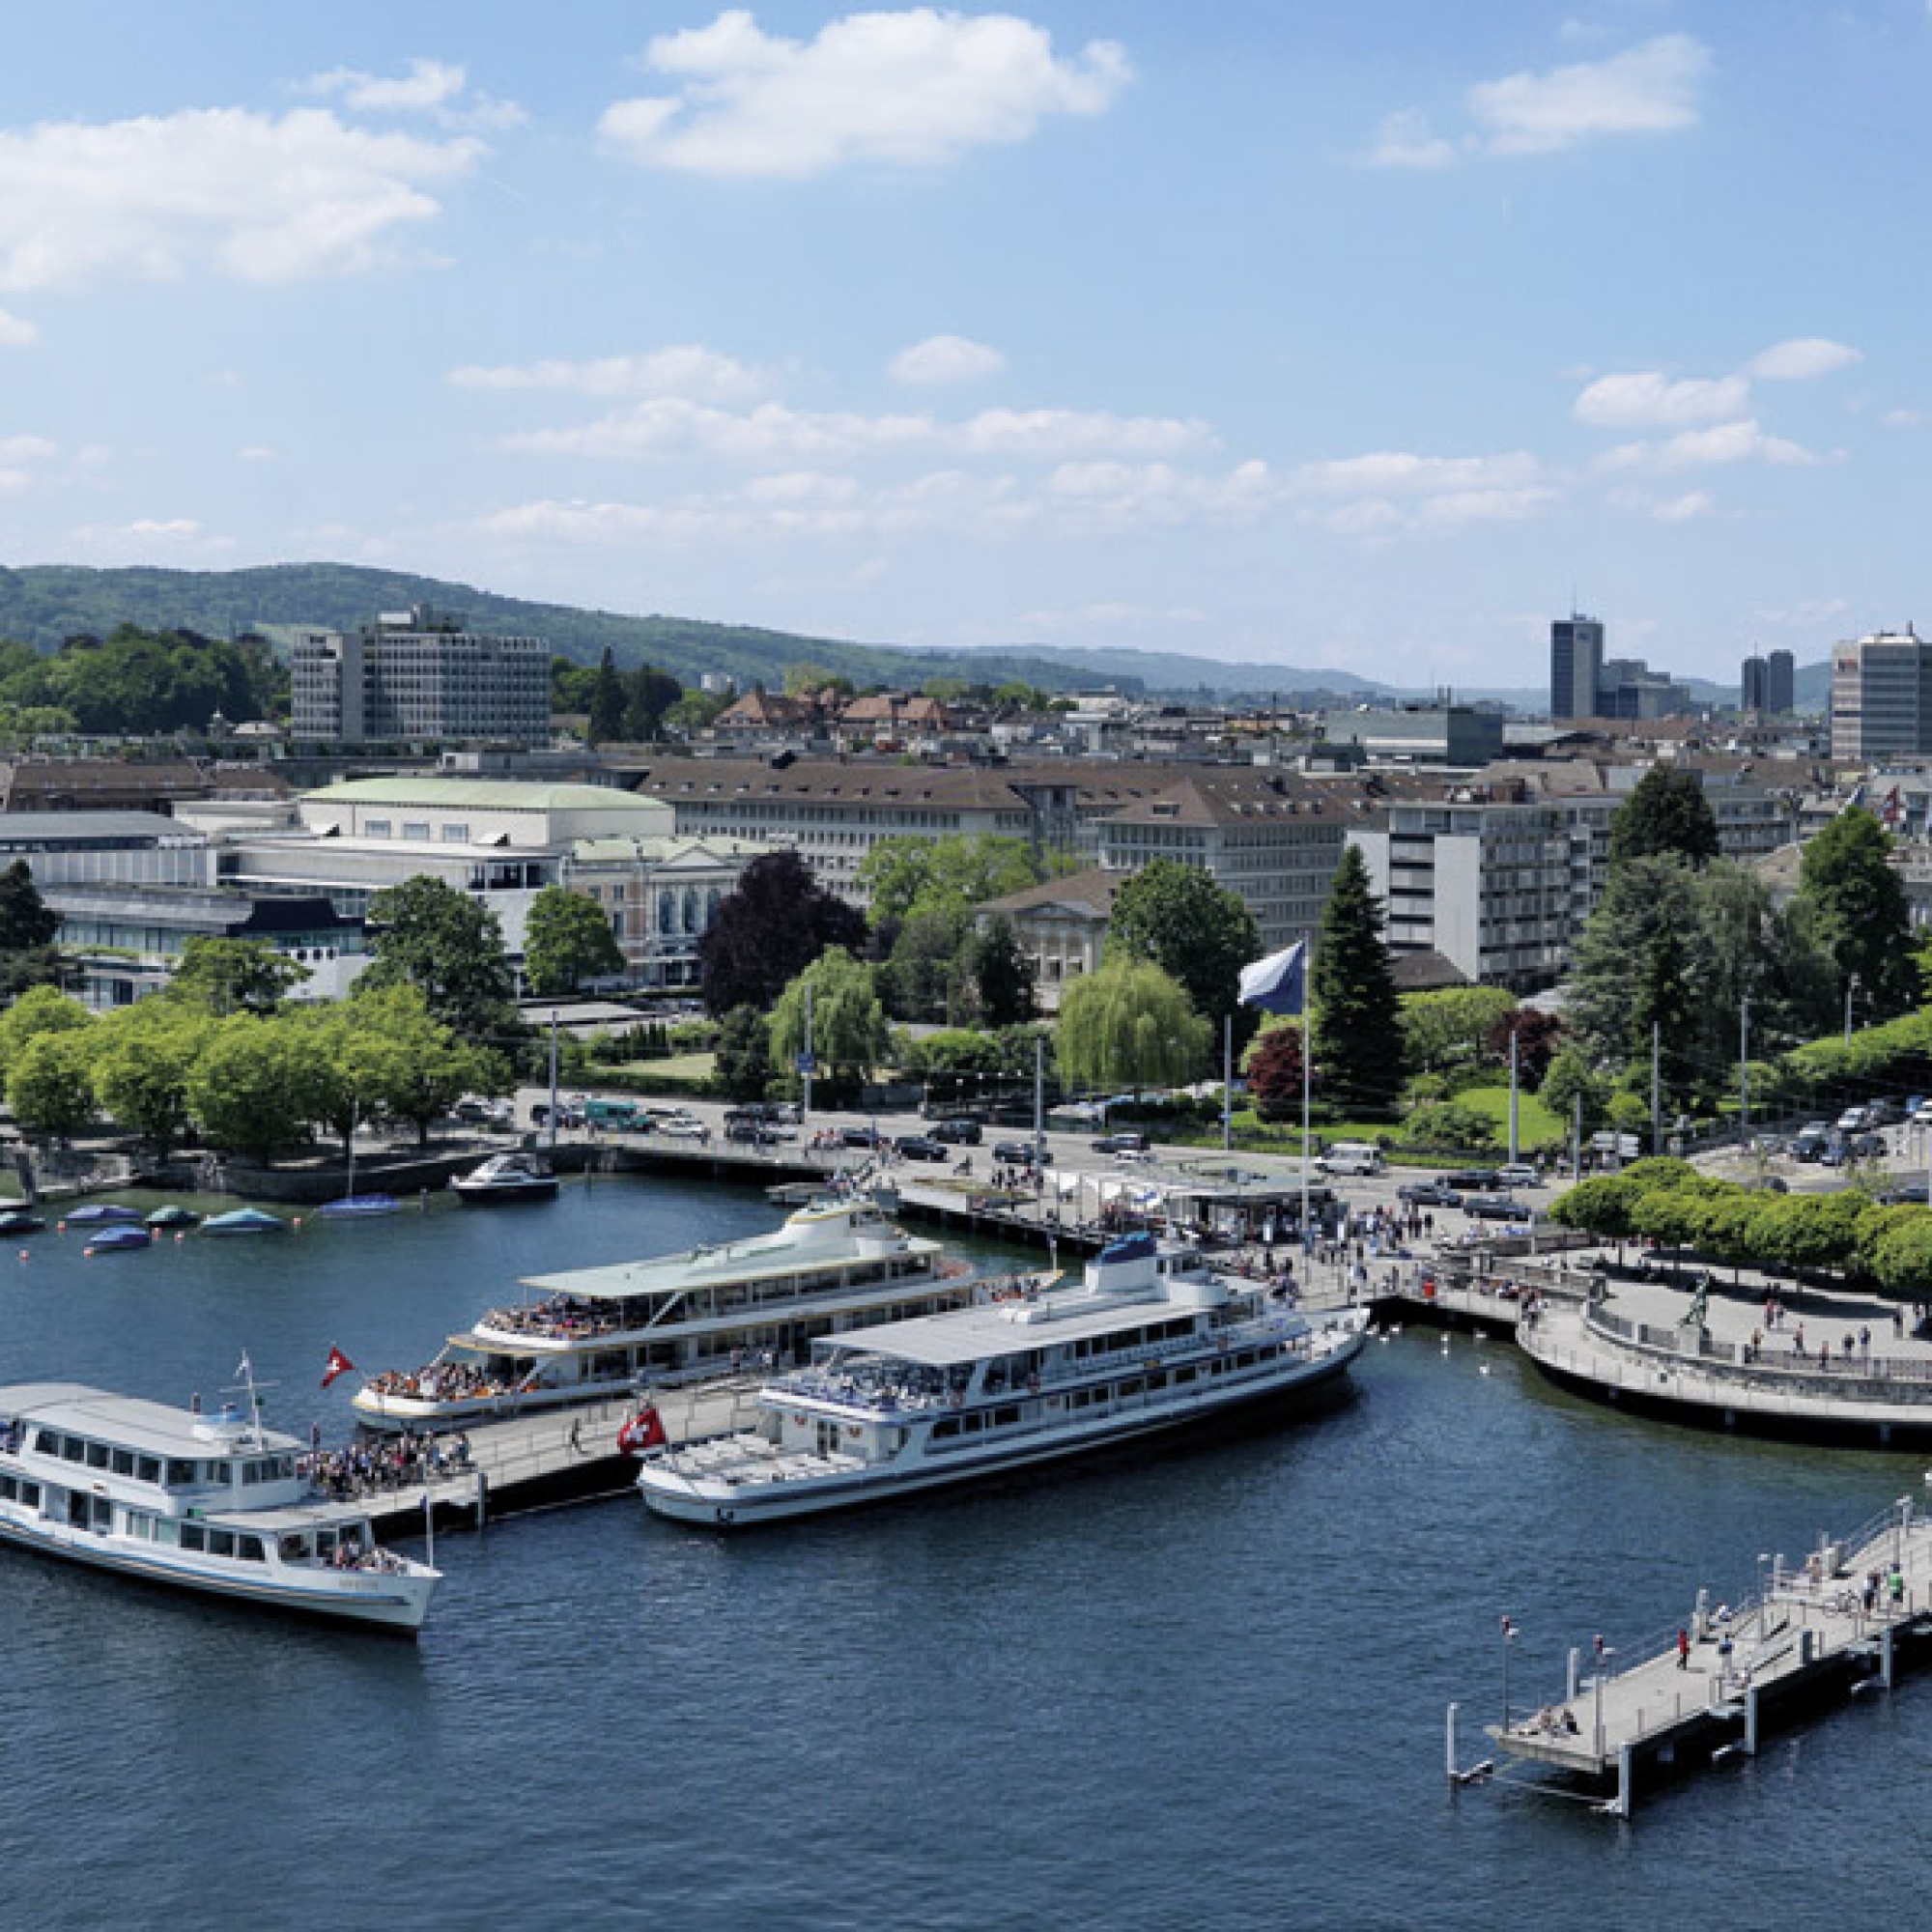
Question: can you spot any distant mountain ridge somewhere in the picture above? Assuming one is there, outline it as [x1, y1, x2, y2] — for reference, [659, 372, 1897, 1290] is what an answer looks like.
[0, 562, 1394, 702]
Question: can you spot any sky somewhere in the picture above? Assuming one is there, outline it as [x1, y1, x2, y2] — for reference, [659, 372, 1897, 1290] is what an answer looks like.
[2, 3, 1929, 692]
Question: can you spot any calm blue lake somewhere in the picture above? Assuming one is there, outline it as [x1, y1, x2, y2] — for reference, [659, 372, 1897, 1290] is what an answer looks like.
[4, 1173, 1927, 1930]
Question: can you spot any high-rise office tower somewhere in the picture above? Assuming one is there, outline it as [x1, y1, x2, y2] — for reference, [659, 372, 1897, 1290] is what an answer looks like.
[1549, 613, 1605, 721]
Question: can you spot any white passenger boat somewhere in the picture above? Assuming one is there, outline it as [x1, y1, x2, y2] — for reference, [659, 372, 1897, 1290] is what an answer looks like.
[633, 1232, 1367, 1525]
[0, 1381, 440, 1633]
[351, 1195, 980, 1431]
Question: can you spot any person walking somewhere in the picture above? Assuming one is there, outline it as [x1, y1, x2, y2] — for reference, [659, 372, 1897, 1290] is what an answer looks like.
[1676, 1627, 1690, 1670]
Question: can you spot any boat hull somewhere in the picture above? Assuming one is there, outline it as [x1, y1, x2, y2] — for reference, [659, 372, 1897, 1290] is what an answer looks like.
[0, 1511, 436, 1633]
[639, 1329, 1363, 1526]
[450, 1179, 559, 1207]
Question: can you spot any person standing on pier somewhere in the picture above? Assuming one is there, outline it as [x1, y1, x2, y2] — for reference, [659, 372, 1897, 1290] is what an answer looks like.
[1676, 1627, 1690, 1669]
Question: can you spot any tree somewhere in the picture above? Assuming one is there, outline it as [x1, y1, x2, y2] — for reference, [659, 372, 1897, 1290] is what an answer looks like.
[524, 887, 624, 998]
[7, 1030, 96, 1142]
[360, 876, 519, 1041]
[713, 1006, 774, 1101]
[622, 663, 681, 741]
[170, 936, 306, 1016]
[967, 916, 1037, 1029]
[1568, 855, 1703, 1103]
[1310, 846, 1404, 1113]
[698, 851, 868, 1017]
[1608, 767, 1719, 868]
[90, 1002, 213, 1156]
[0, 983, 91, 1081]
[769, 949, 890, 1099]
[185, 1014, 331, 1163]
[1487, 1007, 1568, 1089]
[1105, 859, 1262, 1040]
[341, 985, 501, 1150]
[0, 860, 58, 952]
[856, 835, 1046, 923]
[1539, 1047, 1607, 1137]
[878, 906, 973, 1023]
[1400, 986, 1517, 1076]
[1056, 958, 1210, 1095]
[1245, 1020, 1305, 1122]
[1798, 807, 1916, 1020]
[585, 646, 626, 747]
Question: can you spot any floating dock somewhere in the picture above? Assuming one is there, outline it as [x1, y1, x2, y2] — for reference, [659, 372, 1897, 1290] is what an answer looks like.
[1449, 1497, 1932, 1816]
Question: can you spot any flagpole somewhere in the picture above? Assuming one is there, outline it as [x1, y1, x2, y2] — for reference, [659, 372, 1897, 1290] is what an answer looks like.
[1301, 1009, 1311, 1239]
[1222, 1012, 1233, 1152]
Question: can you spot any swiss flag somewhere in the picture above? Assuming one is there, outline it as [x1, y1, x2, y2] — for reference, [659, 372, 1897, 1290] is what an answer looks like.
[617, 1406, 667, 1455]
[321, 1345, 356, 1390]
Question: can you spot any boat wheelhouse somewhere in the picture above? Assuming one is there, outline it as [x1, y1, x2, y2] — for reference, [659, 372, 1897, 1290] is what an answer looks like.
[350, 1195, 979, 1431]
[634, 1233, 1367, 1526]
[0, 1382, 439, 1633]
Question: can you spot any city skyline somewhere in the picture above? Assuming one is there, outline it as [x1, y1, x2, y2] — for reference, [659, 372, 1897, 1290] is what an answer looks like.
[2, 4, 1929, 688]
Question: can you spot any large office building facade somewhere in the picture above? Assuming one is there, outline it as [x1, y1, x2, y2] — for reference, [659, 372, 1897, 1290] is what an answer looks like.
[291, 607, 550, 747]
[1549, 614, 1605, 721]
[1831, 630, 1931, 761]
[1742, 648, 1796, 715]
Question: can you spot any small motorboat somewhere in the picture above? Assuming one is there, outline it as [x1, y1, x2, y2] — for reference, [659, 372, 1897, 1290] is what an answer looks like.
[0, 1208, 46, 1236]
[317, 1194, 401, 1219]
[202, 1208, 288, 1236]
[84, 1225, 152, 1256]
[66, 1204, 144, 1226]
[450, 1151, 559, 1207]
[145, 1206, 202, 1230]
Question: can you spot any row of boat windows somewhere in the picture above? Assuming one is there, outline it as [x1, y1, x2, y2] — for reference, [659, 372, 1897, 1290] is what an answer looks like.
[926, 1348, 1274, 1439]
[0, 1473, 41, 1508]
[1065, 1316, 1198, 1361]
[28, 1429, 296, 1490]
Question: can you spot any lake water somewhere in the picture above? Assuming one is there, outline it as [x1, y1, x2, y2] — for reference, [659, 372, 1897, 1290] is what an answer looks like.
[5, 1173, 1929, 1930]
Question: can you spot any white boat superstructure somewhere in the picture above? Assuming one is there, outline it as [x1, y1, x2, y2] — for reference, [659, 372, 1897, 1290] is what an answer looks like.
[0, 1382, 440, 1633]
[352, 1196, 978, 1430]
[634, 1232, 1367, 1525]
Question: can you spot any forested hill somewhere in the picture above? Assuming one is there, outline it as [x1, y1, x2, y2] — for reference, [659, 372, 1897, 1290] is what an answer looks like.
[0, 562, 1392, 701]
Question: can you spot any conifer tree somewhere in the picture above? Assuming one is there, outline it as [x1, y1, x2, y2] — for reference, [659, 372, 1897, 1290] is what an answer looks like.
[1310, 846, 1403, 1113]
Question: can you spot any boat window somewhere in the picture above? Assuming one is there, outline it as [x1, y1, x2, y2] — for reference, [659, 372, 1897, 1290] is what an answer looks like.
[201, 1462, 230, 1487]
[316, 1529, 338, 1557]
[18, 1480, 38, 1509]
[166, 1459, 196, 1487]
[153, 1519, 177, 1545]
[237, 1535, 265, 1562]
[992, 1406, 1020, 1428]
[1176, 1367, 1197, 1385]
[279, 1534, 307, 1562]
[208, 1529, 236, 1558]
[111, 1448, 134, 1475]
[931, 1418, 959, 1439]
[62, 1436, 85, 1463]
[125, 1512, 151, 1540]
[32, 1428, 59, 1456]
[179, 1522, 206, 1551]
[85, 1441, 109, 1469]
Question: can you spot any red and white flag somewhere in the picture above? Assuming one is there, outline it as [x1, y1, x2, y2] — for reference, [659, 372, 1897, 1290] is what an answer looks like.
[617, 1406, 667, 1455]
[321, 1345, 356, 1389]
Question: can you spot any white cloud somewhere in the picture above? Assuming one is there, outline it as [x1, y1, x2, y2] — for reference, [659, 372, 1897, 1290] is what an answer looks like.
[1293, 448, 1542, 497]
[599, 8, 1131, 177]
[503, 397, 1208, 463]
[889, 333, 1007, 384]
[1747, 336, 1861, 381]
[1374, 34, 1707, 167]
[0, 107, 482, 292]
[1468, 34, 1708, 156]
[307, 58, 526, 132]
[1605, 418, 1813, 470]
[0, 306, 36, 347]
[1612, 487, 1716, 522]
[1416, 486, 1554, 526]
[0, 435, 57, 464]
[1362, 110, 1458, 171]
[1881, 408, 1922, 430]
[449, 346, 767, 403]
[236, 445, 278, 463]
[1573, 370, 1749, 427]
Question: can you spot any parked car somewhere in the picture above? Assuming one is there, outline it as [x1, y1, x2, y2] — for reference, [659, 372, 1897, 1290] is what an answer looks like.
[1496, 1163, 1540, 1189]
[1092, 1131, 1151, 1155]
[1464, 1193, 1532, 1222]
[895, 1134, 949, 1162]
[530, 1102, 584, 1130]
[839, 1124, 883, 1150]
[1850, 1131, 1888, 1158]
[1398, 1181, 1463, 1208]
[929, 1118, 983, 1147]
[993, 1139, 1041, 1167]
[1443, 1167, 1499, 1191]
[1836, 1105, 1870, 1133]
[658, 1116, 708, 1141]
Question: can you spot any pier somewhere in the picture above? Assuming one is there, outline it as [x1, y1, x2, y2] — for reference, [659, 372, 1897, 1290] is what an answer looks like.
[1449, 1497, 1932, 1817]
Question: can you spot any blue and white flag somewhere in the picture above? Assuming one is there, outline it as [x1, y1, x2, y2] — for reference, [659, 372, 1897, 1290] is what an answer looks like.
[1238, 940, 1307, 1015]
[234, 1351, 252, 1381]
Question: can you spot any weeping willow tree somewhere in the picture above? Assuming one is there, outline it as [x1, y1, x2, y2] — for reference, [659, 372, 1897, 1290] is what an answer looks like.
[1055, 959, 1210, 1096]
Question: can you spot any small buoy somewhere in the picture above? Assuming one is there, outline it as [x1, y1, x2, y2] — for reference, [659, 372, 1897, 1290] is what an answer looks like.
[56, 1221, 66, 1235]
[16, 1249, 26, 1262]
[294, 1217, 303, 1232]
[175, 1231, 185, 1242]
[1479, 1364, 1492, 1377]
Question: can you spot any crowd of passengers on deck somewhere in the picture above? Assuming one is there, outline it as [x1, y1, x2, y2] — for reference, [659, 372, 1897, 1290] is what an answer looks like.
[306, 1429, 470, 1500]
[480, 1293, 617, 1339]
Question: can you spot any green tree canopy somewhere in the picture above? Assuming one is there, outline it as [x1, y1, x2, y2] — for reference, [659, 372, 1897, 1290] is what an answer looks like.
[0, 859, 58, 952]
[185, 1014, 331, 1164]
[855, 834, 1047, 923]
[1310, 845, 1404, 1113]
[1105, 859, 1262, 1039]
[713, 1005, 774, 1102]
[1608, 767, 1720, 868]
[967, 915, 1037, 1029]
[169, 936, 307, 1016]
[1399, 986, 1517, 1076]
[90, 1000, 214, 1156]
[0, 983, 91, 1081]
[877, 905, 973, 1024]
[524, 886, 624, 998]
[698, 850, 868, 1018]
[1056, 957, 1209, 1095]
[585, 646, 626, 747]
[7, 1029, 96, 1143]
[360, 876, 519, 1042]
[1798, 807, 1917, 1020]
[770, 948, 891, 1098]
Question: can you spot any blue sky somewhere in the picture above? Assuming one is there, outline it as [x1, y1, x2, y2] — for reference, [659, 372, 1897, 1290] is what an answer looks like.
[1, 3, 1927, 690]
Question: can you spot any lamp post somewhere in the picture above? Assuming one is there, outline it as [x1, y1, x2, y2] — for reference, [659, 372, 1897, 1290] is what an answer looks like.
[1500, 1615, 1518, 1734]
[1592, 1634, 1613, 1758]
[1755, 1550, 1772, 1634]
[1845, 973, 1861, 1048]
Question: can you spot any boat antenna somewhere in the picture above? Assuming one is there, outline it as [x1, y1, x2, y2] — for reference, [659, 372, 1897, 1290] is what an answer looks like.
[223, 1353, 277, 1451]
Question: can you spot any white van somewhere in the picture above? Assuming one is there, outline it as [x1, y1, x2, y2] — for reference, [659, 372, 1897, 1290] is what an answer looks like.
[1317, 1142, 1385, 1177]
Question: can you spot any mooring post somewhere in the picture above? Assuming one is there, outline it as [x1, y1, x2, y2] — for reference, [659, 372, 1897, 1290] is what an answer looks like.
[1567, 1647, 1580, 1700]
[1445, 1701, 1459, 1782]
[474, 1468, 487, 1531]
[1744, 1684, 1758, 1757]
[1615, 1744, 1634, 1821]
[1882, 1621, 1894, 1691]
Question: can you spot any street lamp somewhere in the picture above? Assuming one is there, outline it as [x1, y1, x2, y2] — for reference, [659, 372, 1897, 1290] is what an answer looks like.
[1592, 1634, 1614, 1757]
[1845, 973, 1861, 1048]
[1500, 1615, 1518, 1734]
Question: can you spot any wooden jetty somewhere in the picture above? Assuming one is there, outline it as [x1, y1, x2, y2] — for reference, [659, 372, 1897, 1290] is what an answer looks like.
[1449, 1497, 1932, 1816]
